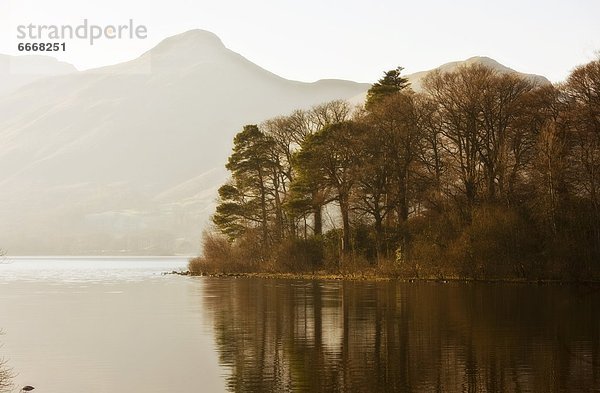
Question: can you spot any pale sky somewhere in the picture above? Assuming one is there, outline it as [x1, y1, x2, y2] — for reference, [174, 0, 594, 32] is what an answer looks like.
[1, 0, 599, 83]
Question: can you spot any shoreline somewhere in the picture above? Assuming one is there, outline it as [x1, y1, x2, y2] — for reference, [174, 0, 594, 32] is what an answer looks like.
[164, 270, 600, 285]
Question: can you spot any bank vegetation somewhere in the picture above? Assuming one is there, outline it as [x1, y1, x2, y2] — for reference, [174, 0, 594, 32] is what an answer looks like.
[190, 57, 600, 280]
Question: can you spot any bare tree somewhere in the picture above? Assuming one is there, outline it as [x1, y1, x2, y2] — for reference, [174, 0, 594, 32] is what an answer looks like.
[423, 66, 490, 207]
[0, 331, 13, 393]
[563, 59, 600, 212]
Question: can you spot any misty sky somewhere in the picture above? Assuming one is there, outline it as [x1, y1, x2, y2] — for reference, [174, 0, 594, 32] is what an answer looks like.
[1, 0, 599, 83]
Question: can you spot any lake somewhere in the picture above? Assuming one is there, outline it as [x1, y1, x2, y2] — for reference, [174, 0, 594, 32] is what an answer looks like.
[0, 257, 598, 392]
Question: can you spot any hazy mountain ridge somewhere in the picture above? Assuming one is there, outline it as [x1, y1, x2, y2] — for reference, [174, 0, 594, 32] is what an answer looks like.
[0, 30, 369, 255]
[0, 30, 551, 255]
[407, 56, 551, 91]
[349, 56, 551, 104]
[0, 54, 77, 98]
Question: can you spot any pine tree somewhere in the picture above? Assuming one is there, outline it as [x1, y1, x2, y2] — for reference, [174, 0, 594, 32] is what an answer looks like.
[213, 125, 277, 245]
[365, 66, 410, 110]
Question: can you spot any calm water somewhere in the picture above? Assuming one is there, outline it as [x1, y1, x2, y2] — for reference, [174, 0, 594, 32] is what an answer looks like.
[0, 258, 599, 392]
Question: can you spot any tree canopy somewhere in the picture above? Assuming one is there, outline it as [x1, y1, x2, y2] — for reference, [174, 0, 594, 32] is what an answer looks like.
[197, 58, 600, 280]
[365, 66, 410, 109]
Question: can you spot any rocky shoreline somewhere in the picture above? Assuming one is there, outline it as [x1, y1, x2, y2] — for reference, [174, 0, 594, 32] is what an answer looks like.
[162, 270, 600, 284]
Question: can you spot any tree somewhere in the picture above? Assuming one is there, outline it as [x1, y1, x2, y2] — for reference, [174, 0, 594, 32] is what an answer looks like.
[532, 120, 569, 235]
[294, 121, 363, 254]
[357, 92, 423, 257]
[353, 115, 395, 258]
[423, 66, 488, 207]
[423, 64, 540, 206]
[561, 58, 600, 258]
[365, 66, 410, 110]
[202, 58, 600, 279]
[213, 125, 277, 245]
[0, 357, 10, 393]
[413, 93, 448, 211]
[0, 330, 12, 393]
[562, 58, 600, 213]
[477, 72, 535, 201]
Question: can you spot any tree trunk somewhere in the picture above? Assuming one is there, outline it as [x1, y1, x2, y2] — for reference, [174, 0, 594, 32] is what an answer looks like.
[258, 171, 269, 245]
[313, 205, 322, 236]
[374, 213, 383, 260]
[339, 193, 351, 253]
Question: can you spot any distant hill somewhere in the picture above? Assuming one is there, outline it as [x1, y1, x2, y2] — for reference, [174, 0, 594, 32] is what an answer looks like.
[349, 56, 551, 104]
[0, 32, 552, 255]
[407, 56, 551, 91]
[0, 30, 370, 255]
[0, 54, 76, 96]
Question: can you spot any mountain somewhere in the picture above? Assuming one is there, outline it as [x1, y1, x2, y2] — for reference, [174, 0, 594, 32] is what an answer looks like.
[0, 54, 76, 96]
[406, 56, 551, 91]
[349, 56, 551, 103]
[0, 32, 552, 256]
[0, 30, 370, 255]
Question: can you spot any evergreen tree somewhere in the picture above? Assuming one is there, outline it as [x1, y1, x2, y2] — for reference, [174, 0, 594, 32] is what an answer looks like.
[365, 66, 410, 110]
[213, 125, 277, 245]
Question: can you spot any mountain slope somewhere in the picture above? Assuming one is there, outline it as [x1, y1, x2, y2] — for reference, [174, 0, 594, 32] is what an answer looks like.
[0, 33, 551, 255]
[0, 54, 76, 96]
[407, 56, 551, 91]
[349, 56, 551, 103]
[0, 30, 369, 255]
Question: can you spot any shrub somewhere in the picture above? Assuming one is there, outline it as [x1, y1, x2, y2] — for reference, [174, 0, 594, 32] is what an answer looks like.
[188, 230, 247, 274]
[274, 237, 324, 272]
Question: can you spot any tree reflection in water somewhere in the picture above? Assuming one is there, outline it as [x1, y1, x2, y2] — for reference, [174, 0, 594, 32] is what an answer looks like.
[200, 279, 600, 392]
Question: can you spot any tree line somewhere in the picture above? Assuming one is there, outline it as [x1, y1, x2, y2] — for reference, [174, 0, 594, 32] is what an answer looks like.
[190, 57, 600, 280]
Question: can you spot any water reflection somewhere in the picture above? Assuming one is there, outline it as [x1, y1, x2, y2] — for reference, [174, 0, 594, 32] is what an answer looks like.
[200, 278, 600, 392]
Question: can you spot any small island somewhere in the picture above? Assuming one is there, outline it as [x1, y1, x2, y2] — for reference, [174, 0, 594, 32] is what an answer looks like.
[191, 58, 600, 282]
